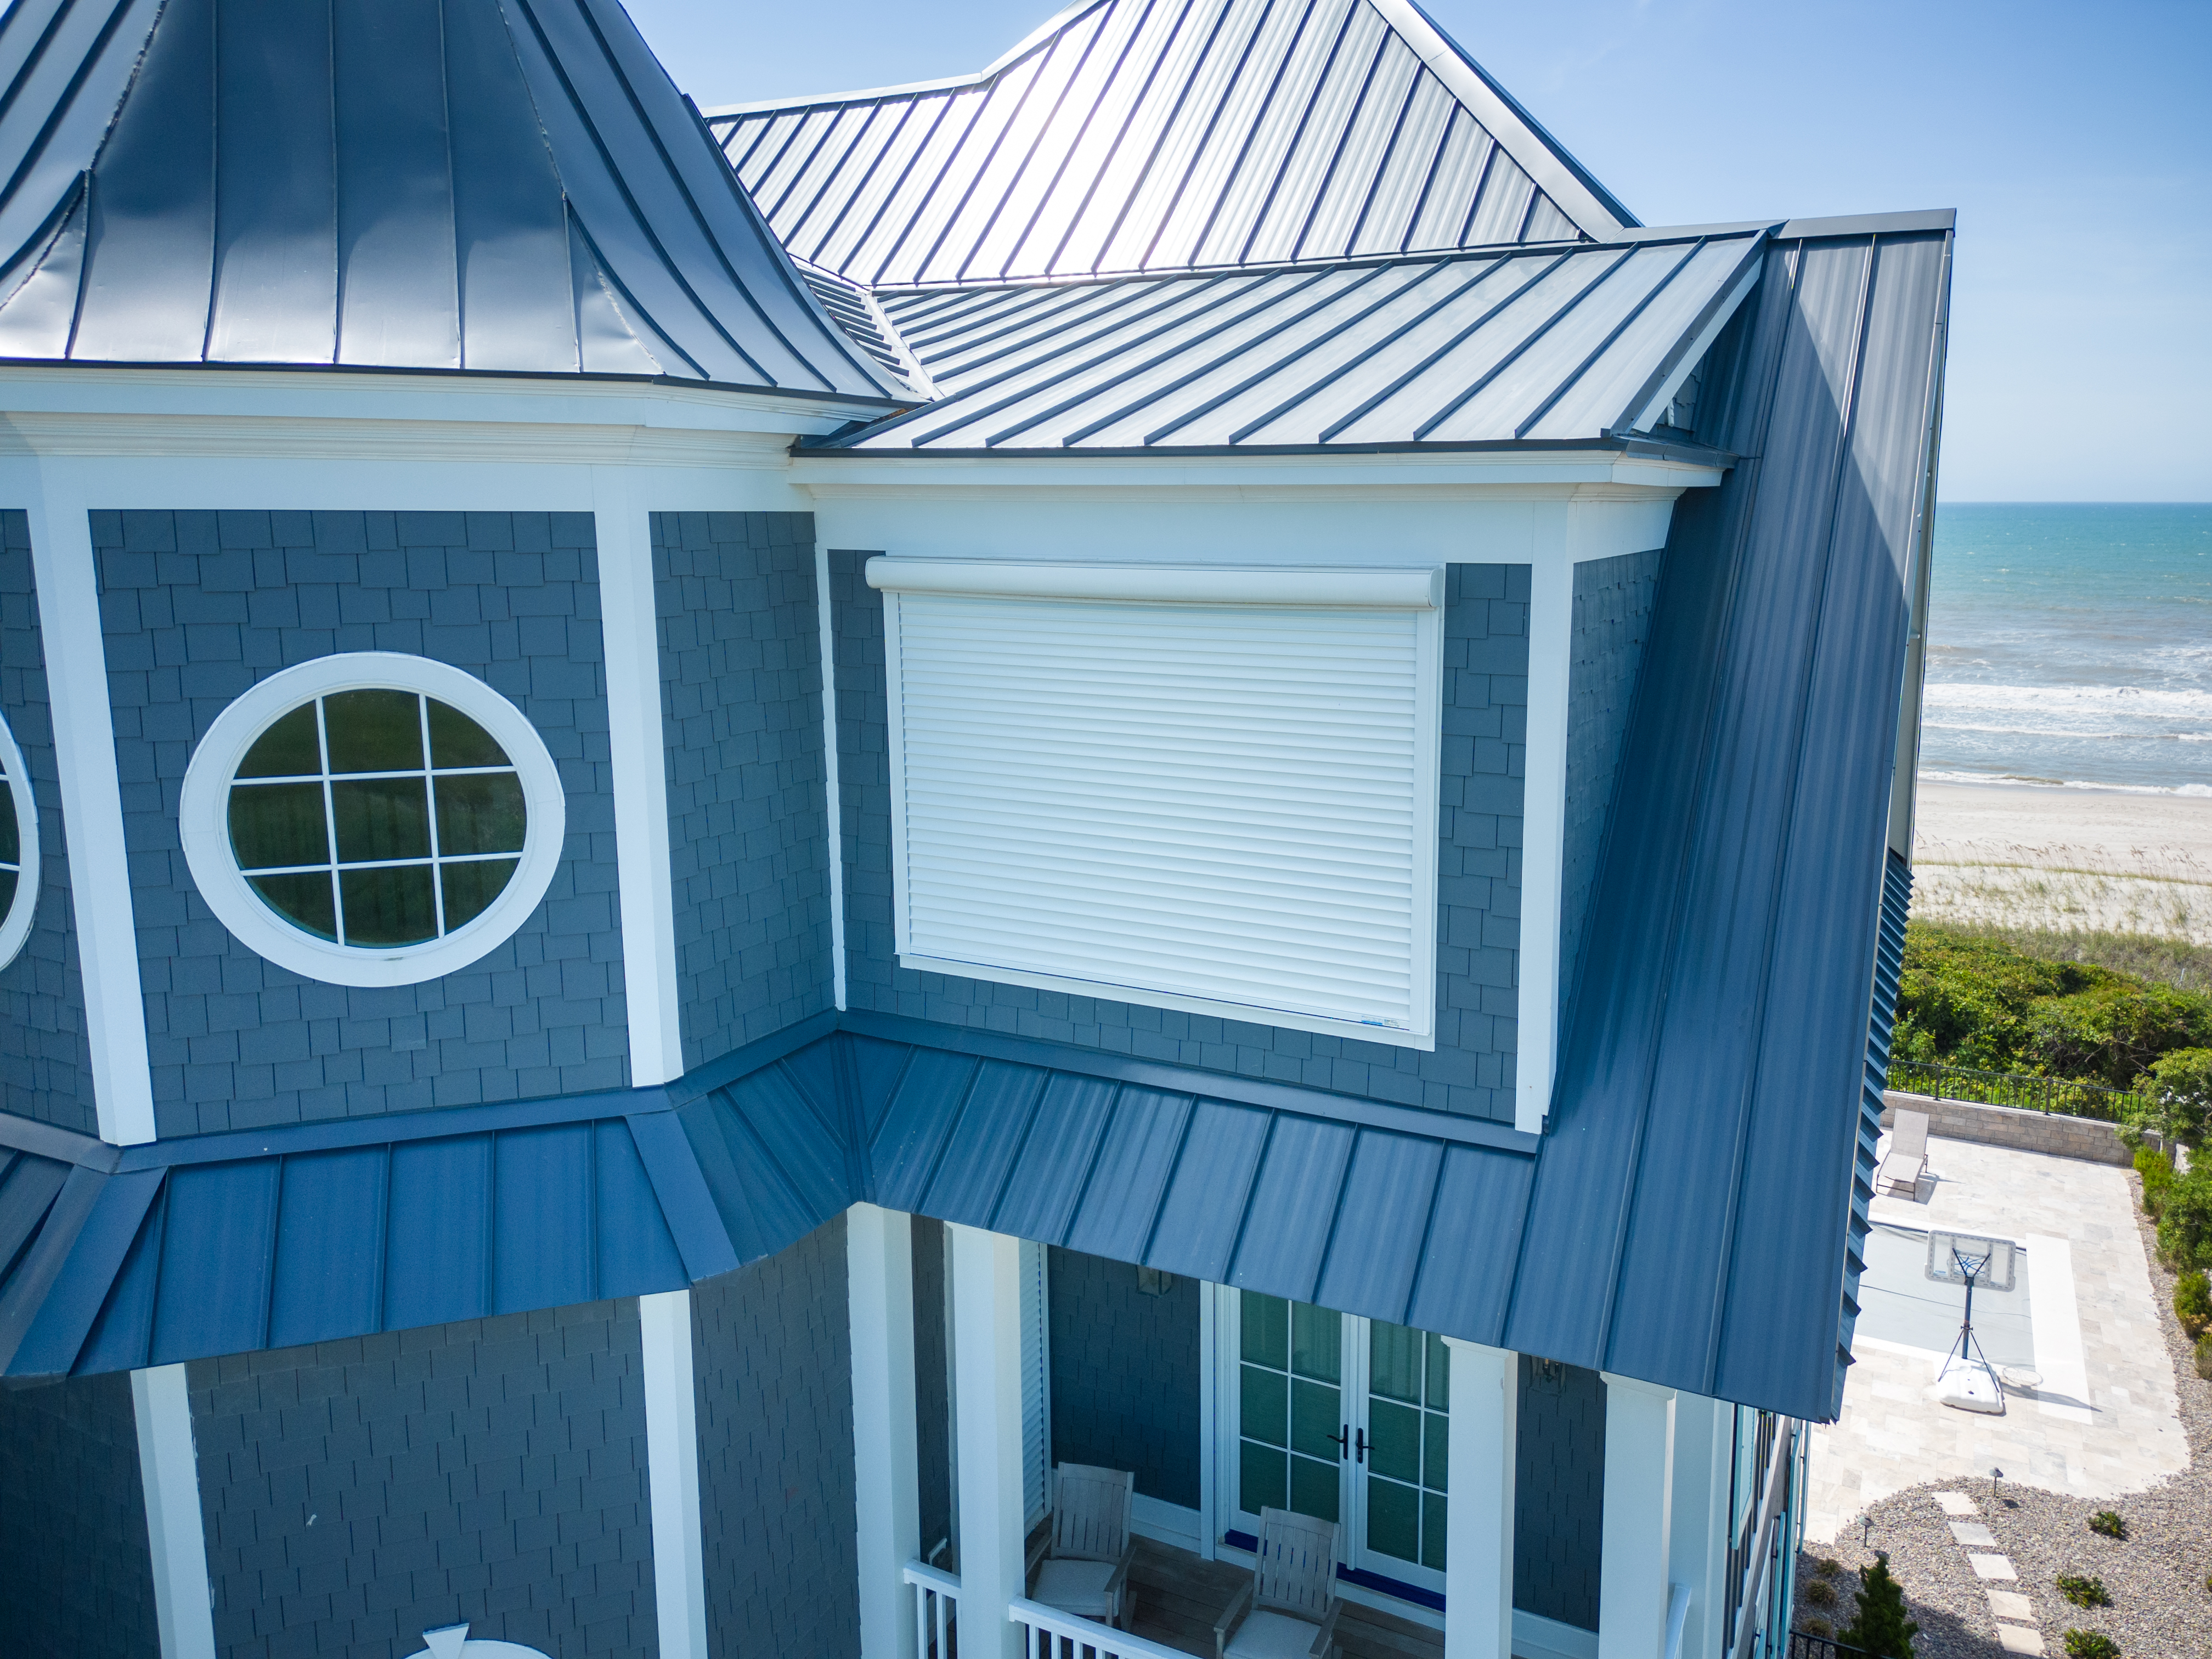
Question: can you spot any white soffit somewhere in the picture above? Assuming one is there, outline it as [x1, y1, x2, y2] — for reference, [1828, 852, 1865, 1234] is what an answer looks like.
[878, 561, 1442, 1046]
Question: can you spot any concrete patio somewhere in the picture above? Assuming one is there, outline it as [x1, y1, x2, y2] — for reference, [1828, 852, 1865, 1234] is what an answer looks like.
[1803, 1133, 2185, 1543]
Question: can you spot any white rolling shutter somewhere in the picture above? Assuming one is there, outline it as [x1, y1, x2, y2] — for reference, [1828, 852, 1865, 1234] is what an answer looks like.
[872, 561, 1442, 1046]
[1020, 1239, 1049, 1527]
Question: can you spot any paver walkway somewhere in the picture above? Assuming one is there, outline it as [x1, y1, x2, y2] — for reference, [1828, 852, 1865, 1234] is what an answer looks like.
[1803, 1135, 2183, 1543]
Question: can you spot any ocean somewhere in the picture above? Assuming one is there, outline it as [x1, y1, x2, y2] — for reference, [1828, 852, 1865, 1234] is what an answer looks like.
[1920, 503, 2212, 797]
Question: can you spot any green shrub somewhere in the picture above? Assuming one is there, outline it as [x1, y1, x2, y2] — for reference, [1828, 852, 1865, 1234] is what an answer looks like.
[2197, 1334, 2212, 1381]
[2156, 1167, 2212, 1272]
[2176, 1271, 2212, 1338]
[2138, 1145, 2176, 1218]
[1799, 1615, 1833, 1637]
[2140, 1047, 2212, 1145]
[1837, 1552, 1919, 1659]
[1803, 1578, 1838, 1607]
[2028, 982, 2212, 1088]
[1816, 1558, 1843, 1577]
[2089, 1510, 2128, 1539]
[2057, 1574, 2111, 1608]
[2063, 1632, 2120, 1659]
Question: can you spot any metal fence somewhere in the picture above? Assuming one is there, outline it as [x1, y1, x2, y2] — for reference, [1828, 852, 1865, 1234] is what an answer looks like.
[1786, 1633, 1874, 1659]
[1886, 1060, 2145, 1124]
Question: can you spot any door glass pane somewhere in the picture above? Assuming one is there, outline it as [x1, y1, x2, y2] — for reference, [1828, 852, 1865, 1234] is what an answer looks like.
[1292, 1302, 1340, 1385]
[1366, 1318, 1448, 1572]
[1241, 1440, 1287, 1513]
[1243, 1293, 1288, 1368]
[1368, 1398, 1420, 1482]
[1241, 1365, 1288, 1447]
[1290, 1378, 1342, 1461]
[1289, 1453, 1340, 1524]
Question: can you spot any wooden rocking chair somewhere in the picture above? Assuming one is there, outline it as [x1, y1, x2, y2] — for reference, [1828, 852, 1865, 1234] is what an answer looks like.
[1028, 1462, 1137, 1629]
[1214, 1508, 1344, 1659]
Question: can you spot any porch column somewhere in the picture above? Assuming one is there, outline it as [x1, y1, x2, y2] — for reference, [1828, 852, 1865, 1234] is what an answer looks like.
[850, 1204, 922, 1659]
[949, 1222, 1026, 1659]
[1442, 1339, 1516, 1659]
[1598, 1375, 1676, 1659]
[132, 1363, 216, 1659]
[1667, 1394, 1731, 1659]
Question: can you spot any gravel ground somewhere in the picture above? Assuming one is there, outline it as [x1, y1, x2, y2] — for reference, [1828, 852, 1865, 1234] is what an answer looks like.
[1795, 1164, 2212, 1658]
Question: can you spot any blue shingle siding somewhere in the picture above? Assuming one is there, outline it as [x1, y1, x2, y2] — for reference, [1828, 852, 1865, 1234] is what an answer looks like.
[652, 512, 834, 1071]
[828, 553, 1526, 1122]
[0, 511, 95, 1135]
[0, 1370, 160, 1658]
[187, 1302, 656, 1659]
[1514, 1358, 1605, 1632]
[94, 510, 629, 1138]
[1047, 1248, 1201, 1510]
[1559, 550, 1663, 1012]
[692, 1213, 860, 1659]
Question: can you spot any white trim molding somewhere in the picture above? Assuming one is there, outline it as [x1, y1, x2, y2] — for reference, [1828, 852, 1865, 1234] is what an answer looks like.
[132, 1363, 216, 1659]
[949, 1223, 1027, 1659]
[1516, 552, 1575, 1132]
[849, 1205, 921, 1659]
[640, 1290, 709, 1659]
[177, 653, 566, 988]
[816, 543, 848, 1011]
[1598, 1375, 1677, 1659]
[0, 708, 42, 972]
[1443, 1338, 1516, 1659]
[591, 478, 685, 1085]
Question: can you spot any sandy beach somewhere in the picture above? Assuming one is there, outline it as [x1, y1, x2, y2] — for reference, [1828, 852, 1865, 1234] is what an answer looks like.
[1911, 780, 2212, 941]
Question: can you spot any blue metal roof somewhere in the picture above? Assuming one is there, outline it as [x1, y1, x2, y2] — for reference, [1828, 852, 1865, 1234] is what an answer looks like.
[0, 0, 901, 398]
[707, 0, 1628, 292]
[805, 228, 1767, 451]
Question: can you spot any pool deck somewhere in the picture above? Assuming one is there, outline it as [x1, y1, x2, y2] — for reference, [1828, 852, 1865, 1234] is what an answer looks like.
[1802, 1134, 2185, 1543]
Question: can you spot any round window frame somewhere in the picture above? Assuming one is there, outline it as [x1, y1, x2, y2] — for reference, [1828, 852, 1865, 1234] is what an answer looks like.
[0, 712, 42, 973]
[180, 652, 567, 988]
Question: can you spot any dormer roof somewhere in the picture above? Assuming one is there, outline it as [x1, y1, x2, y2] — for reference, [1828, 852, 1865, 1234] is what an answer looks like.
[0, 0, 902, 398]
[709, 0, 1636, 291]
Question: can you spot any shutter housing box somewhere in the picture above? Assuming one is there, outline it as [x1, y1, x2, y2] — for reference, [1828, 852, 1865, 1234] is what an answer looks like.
[869, 560, 1444, 1048]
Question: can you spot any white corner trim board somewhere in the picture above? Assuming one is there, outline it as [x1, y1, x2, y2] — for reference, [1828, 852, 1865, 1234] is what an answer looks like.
[640, 1290, 710, 1659]
[132, 1364, 217, 1659]
[877, 563, 1444, 1048]
[178, 653, 567, 988]
[1516, 558, 1574, 1132]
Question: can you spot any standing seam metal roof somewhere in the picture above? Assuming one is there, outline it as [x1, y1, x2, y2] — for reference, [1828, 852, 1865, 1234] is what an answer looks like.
[803, 228, 1768, 450]
[0, 0, 901, 397]
[708, 0, 1630, 291]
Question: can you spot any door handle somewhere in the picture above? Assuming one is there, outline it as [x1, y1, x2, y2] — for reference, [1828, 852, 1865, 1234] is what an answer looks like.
[1328, 1425, 1348, 1457]
[1355, 1428, 1368, 1464]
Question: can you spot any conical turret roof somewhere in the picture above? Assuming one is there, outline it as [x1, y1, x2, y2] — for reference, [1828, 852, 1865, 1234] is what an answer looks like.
[0, 0, 903, 398]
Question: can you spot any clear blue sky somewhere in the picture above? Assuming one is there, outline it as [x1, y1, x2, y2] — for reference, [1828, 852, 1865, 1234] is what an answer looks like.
[624, 0, 2210, 502]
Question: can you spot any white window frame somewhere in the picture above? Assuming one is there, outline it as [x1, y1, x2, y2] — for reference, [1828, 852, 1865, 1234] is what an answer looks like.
[0, 712, 41, 972]
[871, 559, 1444, 1048]
[179, 652, 567, 988]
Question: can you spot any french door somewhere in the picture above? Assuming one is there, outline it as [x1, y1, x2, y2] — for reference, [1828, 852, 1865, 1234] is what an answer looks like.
[1215, 1287, 1451, 1594]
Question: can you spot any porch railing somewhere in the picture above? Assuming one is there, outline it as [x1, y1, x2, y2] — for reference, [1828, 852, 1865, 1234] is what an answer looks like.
[1887, 1061, 2144, 1123]
[904, 1559, 960, 1659]
[1785, 1632, 1874, 1659]
[1009, 1596, 1189, 1659]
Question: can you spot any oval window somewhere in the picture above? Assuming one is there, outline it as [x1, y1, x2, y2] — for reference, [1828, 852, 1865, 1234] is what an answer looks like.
[182, 655, 566, 986]
[0, 712, 40, 972]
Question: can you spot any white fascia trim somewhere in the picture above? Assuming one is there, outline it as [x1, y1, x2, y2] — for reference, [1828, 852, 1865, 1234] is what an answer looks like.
[24, 469, 155, 1145]
[133, 1364, 217, 1659]
[1366, 0, 1630, 240]
[640, 1291, 710, 1659]
[702, 0, 1109, 116]
[792, 453, 1722, 495]
[866, 557, 1443, 608]
[592, 476, 685, 1084]
[0, 363, 893, 440]
[177, 653, 567, 989]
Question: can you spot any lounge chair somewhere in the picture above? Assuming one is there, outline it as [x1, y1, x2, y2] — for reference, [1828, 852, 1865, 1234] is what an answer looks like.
[1878, 1108, 1929, 1197]
[1029, 1462, 1136, 1629]
[1215, 1508, 1342, 1659]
